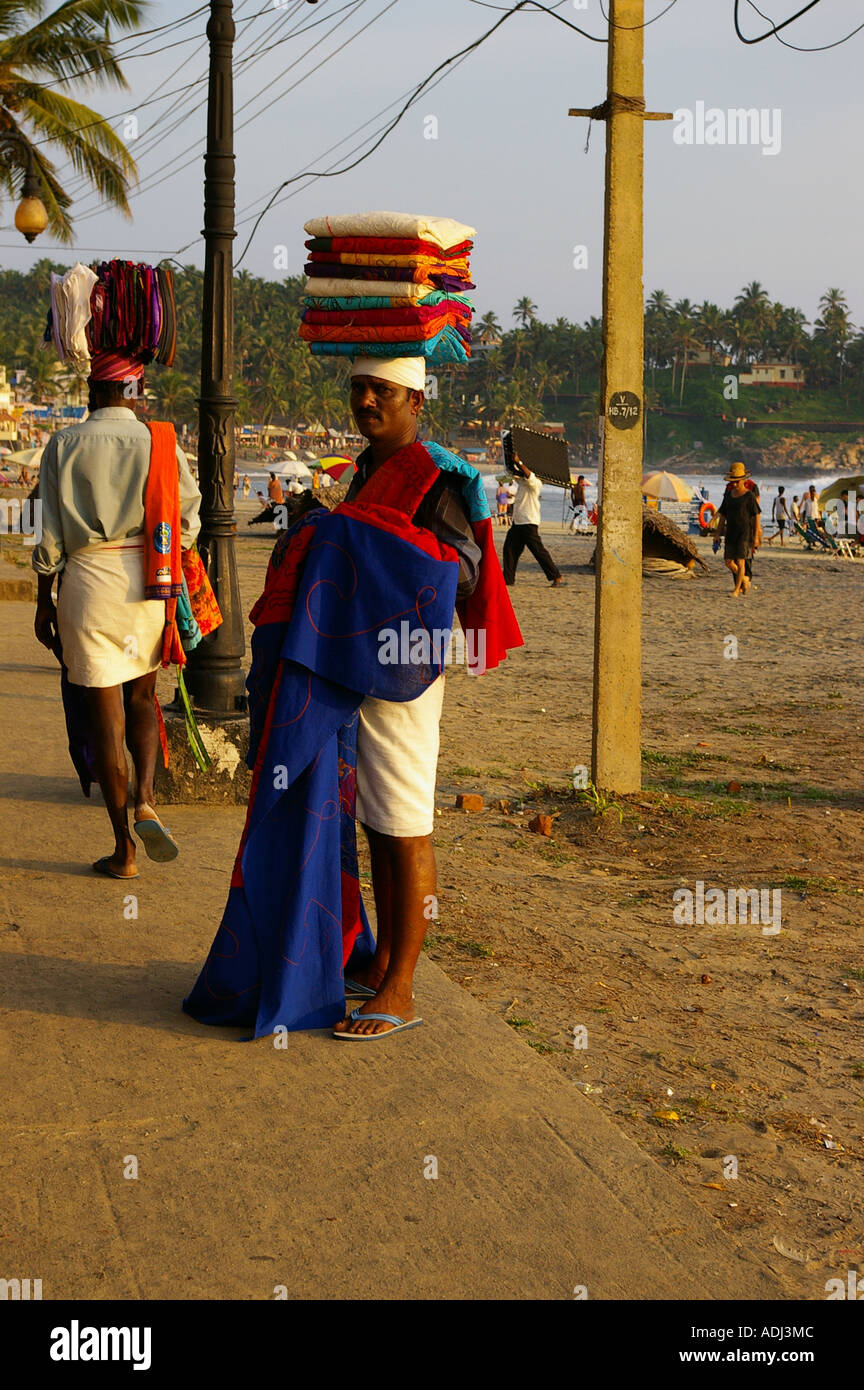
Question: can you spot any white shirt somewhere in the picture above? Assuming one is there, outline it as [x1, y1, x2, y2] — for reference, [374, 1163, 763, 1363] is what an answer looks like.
[800, 494, 820, 522]
[32, 407, 201, 576]
[512, 470, 543, 526]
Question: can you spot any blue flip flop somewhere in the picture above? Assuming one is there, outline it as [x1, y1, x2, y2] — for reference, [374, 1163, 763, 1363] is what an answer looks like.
[134, 814, 179, 863]
[333, 1009, 423, 1041]
[344, 977, 376, 999]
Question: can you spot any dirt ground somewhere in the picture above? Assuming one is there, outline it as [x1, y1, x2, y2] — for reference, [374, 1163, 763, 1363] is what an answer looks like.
[234, 502, 864, 1299]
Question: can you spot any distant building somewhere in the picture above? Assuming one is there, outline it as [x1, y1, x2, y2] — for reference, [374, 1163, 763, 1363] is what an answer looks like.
[685, 348, 731, 367]
[0, 366, 16, 441]
[737, 362, 805, 388]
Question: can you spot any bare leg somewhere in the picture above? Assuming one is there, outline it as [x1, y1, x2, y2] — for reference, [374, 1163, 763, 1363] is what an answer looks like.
[125, 670, 160, 821]
[348, 825, 395, 989]
[334, 830, 435, 1035]
[86, 684, 136, 875]
[725, 557, 745, 595]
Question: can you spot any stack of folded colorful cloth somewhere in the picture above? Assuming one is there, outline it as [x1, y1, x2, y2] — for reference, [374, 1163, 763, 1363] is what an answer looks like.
[299, 211, 475, 364]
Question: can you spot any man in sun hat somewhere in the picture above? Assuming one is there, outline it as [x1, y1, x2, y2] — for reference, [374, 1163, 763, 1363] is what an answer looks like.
[714, 460, 761, 597]
[184, 352, 522, 1043]
[33, 348, 200, 878]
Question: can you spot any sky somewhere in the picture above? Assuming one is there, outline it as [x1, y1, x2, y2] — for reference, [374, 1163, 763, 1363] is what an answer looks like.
[1, 0, 863, 331]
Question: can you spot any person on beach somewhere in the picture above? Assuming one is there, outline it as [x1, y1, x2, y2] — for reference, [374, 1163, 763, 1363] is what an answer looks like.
[242, 474, 251, 498]
[32, 352, 201, 878]
[267, 471, 283, 504]
[502, 454, 565, 587]
[505, 478, 516, 524]
[183, 355, 522, 1042]
[772, 486, 791, 545]
[496, 482, 509, 526]
[800, 484, 825, 534]
[714, 461, 761, 596]
[791, 495, 801, 524]
[569, 474, 588, 532]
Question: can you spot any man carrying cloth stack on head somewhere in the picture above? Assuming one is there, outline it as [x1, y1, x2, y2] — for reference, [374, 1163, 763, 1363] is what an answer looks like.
[184, 212, 522, 1042]
[33, 340, 201, 880]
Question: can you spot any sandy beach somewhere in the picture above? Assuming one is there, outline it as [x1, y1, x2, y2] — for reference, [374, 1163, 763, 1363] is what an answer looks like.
[221, 503, 864, 1296]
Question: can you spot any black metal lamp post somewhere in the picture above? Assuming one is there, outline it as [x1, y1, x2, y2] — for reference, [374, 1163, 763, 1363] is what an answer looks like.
[184, 0, 247, 714]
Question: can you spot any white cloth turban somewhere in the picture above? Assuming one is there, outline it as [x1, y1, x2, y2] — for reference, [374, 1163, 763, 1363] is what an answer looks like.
[350, 356, 427, 391]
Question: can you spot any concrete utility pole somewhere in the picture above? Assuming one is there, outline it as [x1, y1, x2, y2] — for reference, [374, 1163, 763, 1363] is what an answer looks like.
[569, 0, 671, 792]
[185, 0, 247, 714]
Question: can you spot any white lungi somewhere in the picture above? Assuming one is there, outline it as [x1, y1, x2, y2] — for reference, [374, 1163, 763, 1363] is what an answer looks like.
[355, 675, 444, 837]
[57, 538, 164, 688]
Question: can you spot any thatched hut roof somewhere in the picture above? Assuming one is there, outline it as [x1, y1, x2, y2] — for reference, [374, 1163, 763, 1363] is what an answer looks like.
[589, 506, 709, 574]
[641, 506, 709, 571]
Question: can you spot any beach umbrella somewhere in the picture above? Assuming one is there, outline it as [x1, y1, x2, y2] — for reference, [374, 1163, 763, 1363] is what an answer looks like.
[819, 473, 864, 506]
[277, 460, 312, 480]
[0, 445, 11, 456]
[282, 450, 298, 462]
[317, 454, 353, 469]
[317, 457, 354, 481]
[7, 445, 43, 468]
[641, 470, 694, 502]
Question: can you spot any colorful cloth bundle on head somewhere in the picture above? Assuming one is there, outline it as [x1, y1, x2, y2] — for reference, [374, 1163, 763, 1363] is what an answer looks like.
[87, 260, 177, 367]
[43, 258, 178, 374]
[300, 211, 475, 365]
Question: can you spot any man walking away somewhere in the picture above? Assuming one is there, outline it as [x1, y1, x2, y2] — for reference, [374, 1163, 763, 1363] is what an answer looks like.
[503, 454, 565, 587]
[32, 353, 201, 878]
[772, 485, 790, 546]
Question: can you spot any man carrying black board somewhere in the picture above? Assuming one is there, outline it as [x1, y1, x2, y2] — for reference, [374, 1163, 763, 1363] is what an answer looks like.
[502, 454, 565, 587]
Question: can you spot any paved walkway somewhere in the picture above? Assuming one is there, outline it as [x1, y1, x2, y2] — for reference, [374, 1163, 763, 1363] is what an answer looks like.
[0, 601, 787, 1299]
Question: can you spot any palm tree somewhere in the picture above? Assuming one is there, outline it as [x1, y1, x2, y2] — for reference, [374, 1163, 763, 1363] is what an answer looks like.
[477, 310, 501, 343]
[644, 289, 672, 384]
[531, 359, 563, 405]
[672, 301, 700, 404]
[0, 0, 146, 243]
[774, 306, 808, 365]
[512, 296, 538, 328]
[490, 370, 542, 427]
[154, 369, 195, 424]
[697, 301, 726, 375]
[733, 282, 773, 360]
[814, 288, 853, 385]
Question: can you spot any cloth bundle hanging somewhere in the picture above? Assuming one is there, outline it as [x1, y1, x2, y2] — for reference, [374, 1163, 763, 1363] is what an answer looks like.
[87, 260, 177, 366]
[43, 259, 177, 371]
[300, 211, 475, 365]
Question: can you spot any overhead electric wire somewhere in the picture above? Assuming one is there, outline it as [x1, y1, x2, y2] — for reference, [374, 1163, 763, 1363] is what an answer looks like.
[235, 0, 391, 132]
[34, 5, 211, 91]
[739, 0, 864, 50]
[598, 0, 679, 26]
[71, 0, 391, 222]
[733, 0, 823, 43]
[229, 0, 607, 267]
[54, 0, 272, 200]
[64, 1, 322, 214]
[229, 37, 480, 235]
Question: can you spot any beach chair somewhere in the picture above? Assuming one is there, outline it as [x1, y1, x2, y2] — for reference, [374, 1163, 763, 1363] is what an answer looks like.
[823, 528, 857, 559]
[793, 519, 831, 551]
